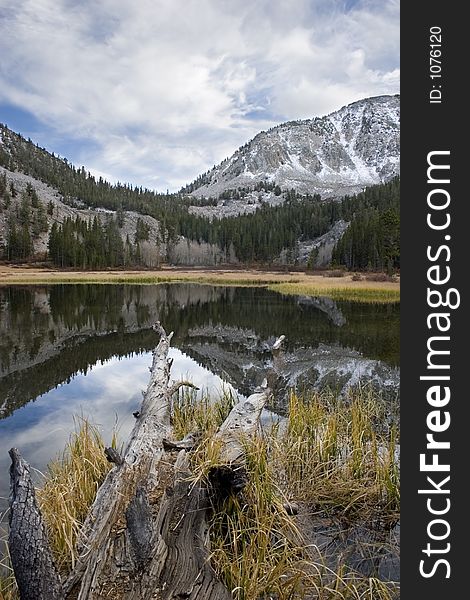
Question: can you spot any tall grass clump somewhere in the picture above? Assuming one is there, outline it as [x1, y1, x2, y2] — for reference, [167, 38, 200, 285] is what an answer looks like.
[195, 434, 398, 600]
[181, 386, 399, 599]
[278, 387, 399, 523]
[0, 418, 112, 594]
[208, 436, 313, 600]
[172, 386, 236, 439]
[36, 418, 117, 572]
[0, 539, 17, 600]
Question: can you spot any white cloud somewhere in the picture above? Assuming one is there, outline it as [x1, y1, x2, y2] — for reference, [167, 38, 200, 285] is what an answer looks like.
[0, 0, 399, 191]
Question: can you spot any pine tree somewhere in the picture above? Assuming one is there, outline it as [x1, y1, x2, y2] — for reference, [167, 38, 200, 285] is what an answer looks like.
[135, 218, 150, 243]
[116, 207, 125, 228]
[19, 193, 31, 225]
[307, 247, 319, 270]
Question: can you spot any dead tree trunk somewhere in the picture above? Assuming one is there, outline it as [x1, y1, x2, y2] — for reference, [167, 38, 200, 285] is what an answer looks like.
[8, 448, 64, 600]
[9, 322, 275, 600]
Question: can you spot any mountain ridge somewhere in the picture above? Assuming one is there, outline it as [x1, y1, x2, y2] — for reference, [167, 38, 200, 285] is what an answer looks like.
[0, 94, 400, 268]
[185, 94, 399, 201]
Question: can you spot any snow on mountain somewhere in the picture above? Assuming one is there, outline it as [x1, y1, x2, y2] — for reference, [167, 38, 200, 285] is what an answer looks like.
[189, 95, 399, 200]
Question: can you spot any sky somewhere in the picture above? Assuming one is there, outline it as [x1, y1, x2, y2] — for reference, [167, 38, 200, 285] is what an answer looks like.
[0, 0, 399, 192]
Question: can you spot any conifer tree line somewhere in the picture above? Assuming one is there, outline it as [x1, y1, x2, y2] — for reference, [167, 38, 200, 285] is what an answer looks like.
[332, 179, 400, 271]
[48, 216, 149, 268]
[1, 124, 399, 269]
[0, 124, 204, 240]
[177, 177, 399, 265]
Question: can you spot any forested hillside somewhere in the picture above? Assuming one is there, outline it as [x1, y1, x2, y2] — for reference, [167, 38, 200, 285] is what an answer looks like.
[332, 179, 400, 271]
[0, 172, 47, 260]
[1, 123, 399, 269]
[179, 178, 399, 266]
[0, 124, 191, 240]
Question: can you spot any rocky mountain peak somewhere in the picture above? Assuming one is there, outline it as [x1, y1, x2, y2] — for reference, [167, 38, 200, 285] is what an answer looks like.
[189, 94, 399, 200]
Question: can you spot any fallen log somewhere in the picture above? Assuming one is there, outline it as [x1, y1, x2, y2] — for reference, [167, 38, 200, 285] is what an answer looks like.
[162, 431, 201, 451]
[8, 323, 277, 599]
[63, 322, 223, 600]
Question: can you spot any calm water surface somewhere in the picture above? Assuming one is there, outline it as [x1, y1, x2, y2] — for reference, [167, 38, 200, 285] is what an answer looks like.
[0, 283, 399, 516]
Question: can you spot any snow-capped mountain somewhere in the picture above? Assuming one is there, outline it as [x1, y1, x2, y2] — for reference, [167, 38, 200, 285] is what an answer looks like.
[189, 95, 399, 199]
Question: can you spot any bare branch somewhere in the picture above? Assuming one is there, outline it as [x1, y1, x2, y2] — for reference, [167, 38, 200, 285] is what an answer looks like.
[168, 380, 200, 397]
[272, 334, 286, 350]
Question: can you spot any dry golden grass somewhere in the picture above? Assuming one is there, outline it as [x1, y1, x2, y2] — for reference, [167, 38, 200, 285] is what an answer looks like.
[185, 387, 399, 599]
[269, 282, 400, 303]
[277, 388, 400, 523]
[0, 540, 16, 600]
[36, 418, 116, 572]
[0, 265, 301, 285]
[0, 265, 399, 303]
[172, 386, 236, 439]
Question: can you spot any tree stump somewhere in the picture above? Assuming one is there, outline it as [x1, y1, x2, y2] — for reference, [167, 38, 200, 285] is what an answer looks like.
[8, 448, 64, 600]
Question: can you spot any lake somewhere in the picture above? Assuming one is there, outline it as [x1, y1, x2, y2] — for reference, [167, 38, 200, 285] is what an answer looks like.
[0, 283, 399, 518]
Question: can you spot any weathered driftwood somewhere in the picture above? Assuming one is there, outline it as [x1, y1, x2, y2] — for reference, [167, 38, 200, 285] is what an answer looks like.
[9, 322, 275, 599]
[215, 383, 269, 464]
[8, 448, 64, 600]
[162, 431, 201, 451]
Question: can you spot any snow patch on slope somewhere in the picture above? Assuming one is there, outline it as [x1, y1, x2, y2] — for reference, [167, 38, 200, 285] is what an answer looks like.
[189, 95, 399, 201]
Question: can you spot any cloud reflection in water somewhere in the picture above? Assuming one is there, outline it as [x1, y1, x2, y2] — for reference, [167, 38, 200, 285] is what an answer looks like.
[0, 348, 238, 515]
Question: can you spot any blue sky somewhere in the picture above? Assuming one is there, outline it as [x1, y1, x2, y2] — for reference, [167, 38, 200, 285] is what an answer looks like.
[0, 0, 399, 192]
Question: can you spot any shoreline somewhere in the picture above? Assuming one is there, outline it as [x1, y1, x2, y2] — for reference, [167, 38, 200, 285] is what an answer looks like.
[0, 265, 400, 301]
[0, 264, 400, 286]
